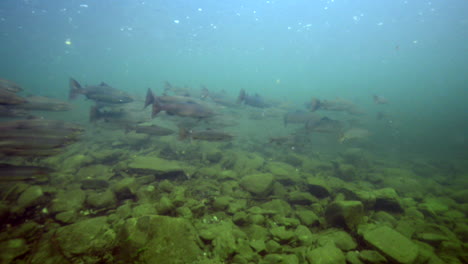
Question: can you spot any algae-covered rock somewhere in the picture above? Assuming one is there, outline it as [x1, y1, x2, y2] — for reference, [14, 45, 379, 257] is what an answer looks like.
[240, 173, 274, 196]
[325, 201, 364, 230]
[86, 189, 117, 210]
[373, 188, 403, 213]
[306, 243, 346, 264]
[221, 151, 264, 175]
[306, 176, 331, 198]
[50, 188, 86, 214]
[56, 216, 117, 263]
[17, 185, 44, 210]
[260, 199, 293, 217]
[265, 161, 301, 184]
[270, 226, 295, 242]
[0, 238, 29, 264]
[296, 210, 320, 226]
[197, 221, 240, 259]
[118, 215, 203, 263]
[317, 229, 357, 251]
[359, 250, 387, 264]
[294, 225, 314, 246]
[288, 191, 319, 205]
[362, 225, 419, 264]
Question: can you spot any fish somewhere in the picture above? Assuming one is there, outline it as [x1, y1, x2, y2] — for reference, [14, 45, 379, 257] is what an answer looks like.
[0, 89, 27, 105]
[69, 78, 133, 104]
[305, 117, 343, 133]
[284, 110, 322, 127]
[201, 87, 236, 107]
[0, 163, 53, 182]
[0, 105, 29, 117]
[179, 127, 233, 141]
[0, 78, 23, 93]
[144, 88, 203, 108]
[339, 128, 371, 143]
[0, 119, 84, 157]
[373, 95, 388, 104]
[18, 96, 72, 111]
[237, 89, 269, 108]
[307, 98, 363, 115]
[125, 124, 174, 136]
[145, 89, 214, 119]
[164, 81, 191, 97]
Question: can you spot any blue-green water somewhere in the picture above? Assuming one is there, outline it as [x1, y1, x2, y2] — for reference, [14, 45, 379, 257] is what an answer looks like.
[1, 2, 468, 263]
[1, 0, 466, 159]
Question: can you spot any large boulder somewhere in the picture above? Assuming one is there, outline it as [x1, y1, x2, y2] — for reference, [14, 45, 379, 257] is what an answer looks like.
[240, 173, 274, 196]
[362, 225, 419, 264]
[118, 215, 203, 263]
[325, 201, 364, 231]
[55, 216, 117, 263]
[373, 188, 404, 213]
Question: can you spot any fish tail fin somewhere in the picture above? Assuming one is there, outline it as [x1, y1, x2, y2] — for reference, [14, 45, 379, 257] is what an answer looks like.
[89, 106, 100, 122]
[151, 100, 162, 118]
[69, 78, 83, 100]
[144, 88, 155, 109]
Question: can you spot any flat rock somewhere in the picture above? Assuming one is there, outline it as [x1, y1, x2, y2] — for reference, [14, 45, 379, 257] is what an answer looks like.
[362, 225, 419, 264]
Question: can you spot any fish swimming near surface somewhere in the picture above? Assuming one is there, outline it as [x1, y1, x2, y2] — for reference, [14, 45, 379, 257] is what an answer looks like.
[69, 78, 133, 104]
[178, 127, 233, 141]
[125, 124, 174, 136]
[145, 88, 214, 119]
[0, 163, 53, 182]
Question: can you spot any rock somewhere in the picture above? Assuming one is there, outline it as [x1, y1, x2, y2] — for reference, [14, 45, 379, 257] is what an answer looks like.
[359, 250, 387, 264]
[0, 239, 28, 264]
[317, 230, 357, 251]
[156, 196, 174, 215]
[76, 164, 114, 181]
[118, 215, 203, 263]
[346, 251, 365, 264]
[222, 151, 264, 175]
[80, 179, 109, 190]
[113, 177, 137, 200]
[270, 226, 295, 242]
[55, 210, 78, 224]
[55, 216, 116, 263]
[50, 188, 86, 214]
[132, 203, 157, 217]
[294, 225, 314, 246]
[296, 210, 320, 226]
[213, 196, 232, 210]
[265, 161, 301, 185]
[288, 191, 319, 205]
[86, 189, 117, 210]
[240, 173, 274, 196]
[265, 239, 282, 253]
[261, 199, 292, 217]
[373, 188, 403, 213]
[17, 186, 44, 209]
[306, 176, 331, 198]
[250, 239, 266, 253]
[362, 225, 419, 264]
[307, 243, 346, 264]
[199, 221, 239, 259]
[325, 201, 364, 230]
